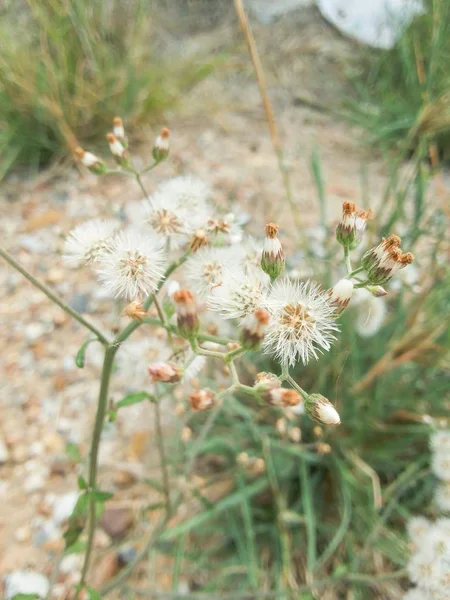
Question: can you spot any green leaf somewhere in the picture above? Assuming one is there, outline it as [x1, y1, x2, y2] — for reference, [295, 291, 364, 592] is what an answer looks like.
[109, 391, 156, 420]
[86, 585, 101, 600]
[66, 442, 82, 463]
[75, 338, 97, 368]
[63, 493, 88, 549]
[93, 489, 113, 502]
[64, 540, 87, 555]
[11, 595, 41, 600]
[77, 475, 87, 490]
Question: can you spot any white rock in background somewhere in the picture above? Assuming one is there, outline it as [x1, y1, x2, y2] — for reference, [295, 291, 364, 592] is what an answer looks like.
[245, 0, 313, 24]
[317, 0, 425, 49]
[0, 438, 9, 464]
[53, 491, 79, 525]
[59, 553, 83, 575]
[4, 570, 49, 599]
[24, 473, 47, 493]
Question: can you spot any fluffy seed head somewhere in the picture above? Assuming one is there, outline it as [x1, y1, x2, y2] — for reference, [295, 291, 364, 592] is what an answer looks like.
[407, 517, 432, 546]
[207, 266, 269, 321]
[185, 247, 233, 298]
[96, 229, 167, 299]
[305, 394, 341, 425]
[64, 219, 117, 266]
[435, 482, 450, 512]
[262, 278, 338, 367]
[188, 389, 215, 411]
[432, 452, 450, 482]
[431, 430, 450, 454]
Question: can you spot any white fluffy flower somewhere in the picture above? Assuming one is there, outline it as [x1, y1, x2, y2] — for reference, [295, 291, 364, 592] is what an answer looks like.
[97, 229, 167, 299]
[426, 524, 450, 558]
[182, 353, 207, 383]
[353, 287, 387, 337]
[407, 548, 444, 588]
[207, 266, 269, 320]
[64, 219, 117, 266]
[236, 236, 263, 271]
[185, 246, 234, 298]
[407, 517, 432, 546]
[431, 431, 450, 454]
[158, 175, 211, 212]
[432, 452, 450, 482]
[263, 279, 338, 367]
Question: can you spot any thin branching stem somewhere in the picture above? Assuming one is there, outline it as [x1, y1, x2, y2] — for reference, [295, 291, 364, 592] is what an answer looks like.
[0, 246, 110, 345]
[154, 396, 172, 516]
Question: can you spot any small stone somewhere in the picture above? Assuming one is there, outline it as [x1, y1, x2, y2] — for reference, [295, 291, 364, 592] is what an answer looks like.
[43, 432, 65, 454]
[94, 529, 112, 549]
[90, 553, 120, 588]
[113, 470, 137, 487]
[18, 235, 47, 253]
[24, 323, 46, 342]
[4, 570, 50, 599]
[14, 525, 32, 543]
[32, 519, 61, 547]
[53, 491, 79, 525]
[100, 508, 134, 538]
[118, 545, 138, 566]
[28, 441, 44, 458]
[24, 472, 47, 492]
[12, 445, 28, 463]
[60, 553, 83, 575]
[0, 438, 9, 464]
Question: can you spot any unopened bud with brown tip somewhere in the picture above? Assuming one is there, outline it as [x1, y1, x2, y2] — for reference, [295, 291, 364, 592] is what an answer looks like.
[305, 394, 340, 426]
[262, 387, 302, 408]
[123, 300, 147, 321]
[350, 208, 372, 250]
[113, 117, 127, 145]
[261, 222, 285, 280]
[240, 308, 270, 350]
[328, 279, 354, 314]
[106, 133, 127, 162]
[188, 389, 215, 411]
[336, 202, 356, 248]
[153, 127, 170, 162]
[74, 147, 106, 174]
[366, 285, 388, 297]
[173, 289, 199, 340]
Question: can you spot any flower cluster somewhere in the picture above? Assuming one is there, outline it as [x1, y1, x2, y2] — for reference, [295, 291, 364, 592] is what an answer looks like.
[67, 122, 415, 429]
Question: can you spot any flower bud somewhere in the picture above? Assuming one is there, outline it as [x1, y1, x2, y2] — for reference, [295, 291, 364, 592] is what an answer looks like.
[255, 372, 280, 388]
[349, 209, 372, 250]
[262, 387, 302, 408]
[148, 361, 184, 384]
[366, 285, 388, 297]
[113, 117, 127, 145]
[361, 235, 414, 285]
[328, 278, 354, 314]
[163, 280, 180, 318]
[188, 389, 215, 411]
[152, 127, 170, 162]
[336, 202, 356, 248]
[106, 133, 127, 163]
[240, 308, 270, 350]
[74, 147, 106, 174]
[305, 394, 340, 425]
[123, 300, 147, 321]
[173, 289, 199, 339]
[261, 222, 285, 280]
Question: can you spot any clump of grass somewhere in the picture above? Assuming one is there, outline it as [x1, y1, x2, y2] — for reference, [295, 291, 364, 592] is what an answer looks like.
[349, 0, 450, 163]
[0, 0, 213, 178]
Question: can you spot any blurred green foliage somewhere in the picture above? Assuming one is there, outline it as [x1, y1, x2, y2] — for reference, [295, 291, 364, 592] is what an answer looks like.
[0, 0, 214, 179]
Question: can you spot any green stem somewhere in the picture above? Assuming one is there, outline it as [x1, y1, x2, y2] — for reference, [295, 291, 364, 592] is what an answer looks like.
[141, 161, 159, 174]
[154, 397, 172, 516]
[135, 172, 152, 204]
[344, 247, 352, 275]
[224, 347, 246, 362]
[0, 246, 110, 345]
[286, 374, 308, 398]
[348, 266, 365, 278]
[143, 317, 234, 346]
[75, 345, 117, 598]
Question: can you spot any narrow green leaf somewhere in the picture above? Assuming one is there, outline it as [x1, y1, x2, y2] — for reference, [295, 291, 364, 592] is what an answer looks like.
[86, 586, 101, 600]
[75, 338, 97, 368]
[11, 595, 41, 600]
[93, 489, 113, 502]
[77, 475, 87, 490]
[64, 540, 87, 555]
[115, 391, 155, 412]
[66, 442, 82, 463]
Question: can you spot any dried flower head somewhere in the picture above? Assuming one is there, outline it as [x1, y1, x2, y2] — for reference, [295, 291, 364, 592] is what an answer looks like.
[185, 247, 232, 298]
[208, 266, 269, 321]
[362, 235, 414, 285]
[148, 362, 183, 384]
[74, 147, 106, 174]
[261, 222, 285, 280]
[123, 300, 147, 321]
[188, 389, 215, 411]
[240, 308, 270, 350]
[153, 127, 170, 162]
[96, 229, 167, 299]
[328, 278, 354, 314]
[262, 387, 302, 408]
[189, 228, 209, 252]
[305, 394, 340, 425]
[173, 289, 199, 339]
[64, 219, 117, 266]
[263, 279, 338, 367]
